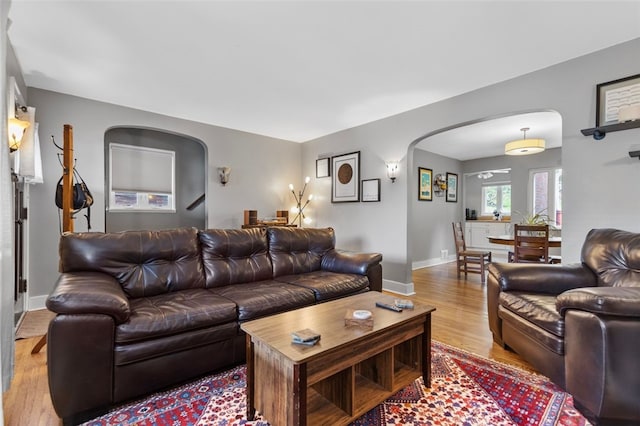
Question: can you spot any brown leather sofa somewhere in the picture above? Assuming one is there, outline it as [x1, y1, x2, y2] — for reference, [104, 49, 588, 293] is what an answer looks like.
[488, 228, 640, 425]
[46, 226, 382, 424]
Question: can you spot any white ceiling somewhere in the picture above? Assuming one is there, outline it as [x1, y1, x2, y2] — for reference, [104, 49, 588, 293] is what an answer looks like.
[417, 111, 563, 160]
[7, 1, 640, 149]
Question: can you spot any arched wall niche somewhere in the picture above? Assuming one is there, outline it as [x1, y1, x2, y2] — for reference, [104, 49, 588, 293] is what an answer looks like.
[104, 126, 208, 232]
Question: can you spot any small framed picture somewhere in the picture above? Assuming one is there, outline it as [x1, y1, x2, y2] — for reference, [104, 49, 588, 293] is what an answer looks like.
[596, 73, 640, 126]
[331, 151, 360, 203]
[316, 158, 330, 178]
[361, 178, 380, 202]
[418, 167, 432, 201]
[446, 172, 458, 203]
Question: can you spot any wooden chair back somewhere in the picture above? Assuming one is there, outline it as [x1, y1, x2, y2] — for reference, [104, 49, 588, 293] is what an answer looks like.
[513, 224, 550, 263]
[452, 221, 467, 254]
[451, 222, 492, 283]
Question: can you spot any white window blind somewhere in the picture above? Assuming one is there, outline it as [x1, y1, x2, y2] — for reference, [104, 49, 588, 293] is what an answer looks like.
[110, 144, 174, 193]
[109, 143, 175, 211]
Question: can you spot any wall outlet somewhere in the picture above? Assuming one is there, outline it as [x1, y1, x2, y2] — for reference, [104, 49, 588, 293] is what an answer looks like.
[441, 249, 448, 260]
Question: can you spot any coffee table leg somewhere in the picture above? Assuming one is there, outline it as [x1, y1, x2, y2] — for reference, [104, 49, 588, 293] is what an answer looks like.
[246, 335, 256, 420]
[422, 314, 432, 388]
[292, 363, 307, 426]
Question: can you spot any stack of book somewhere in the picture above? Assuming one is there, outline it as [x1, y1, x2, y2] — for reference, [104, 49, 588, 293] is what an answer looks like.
[291, 329, 321, 346]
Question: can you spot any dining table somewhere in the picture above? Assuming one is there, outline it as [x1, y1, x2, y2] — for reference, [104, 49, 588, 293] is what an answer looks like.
[487, 234, 562, 247]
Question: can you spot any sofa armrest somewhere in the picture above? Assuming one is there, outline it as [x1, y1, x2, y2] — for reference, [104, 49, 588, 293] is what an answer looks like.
[557, 287, 640, 317]
[321, 249, 383, 291]
[488, 262, 597, 295]
[46, 271, 131, 324]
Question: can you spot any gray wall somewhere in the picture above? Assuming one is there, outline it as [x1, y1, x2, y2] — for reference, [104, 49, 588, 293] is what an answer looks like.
[463, 147, 562, 222]
[15, 38, 640, 301]
[26, 89, 301, 303]
[411, 148, 462, 267]
[302, 37, 640, 292]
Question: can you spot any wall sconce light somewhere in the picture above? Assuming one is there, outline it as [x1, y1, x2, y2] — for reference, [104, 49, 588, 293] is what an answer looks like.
[289, 176, 312, 227]
[386, 161, 399, 183]
[218, 166, 231, 185]
[433, 173, 447, 196]
[8, 117, 30, 152]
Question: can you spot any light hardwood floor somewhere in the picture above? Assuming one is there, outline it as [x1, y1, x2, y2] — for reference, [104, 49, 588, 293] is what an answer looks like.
[2, 262, 533, 425]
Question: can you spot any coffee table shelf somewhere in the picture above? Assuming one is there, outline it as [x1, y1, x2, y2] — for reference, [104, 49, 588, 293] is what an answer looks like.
[242, 292, 435, 425]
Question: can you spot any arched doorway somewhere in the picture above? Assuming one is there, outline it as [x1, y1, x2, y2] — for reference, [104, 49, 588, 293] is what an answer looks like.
[104, 127, 207, 232]
[406, 110, 562, 272]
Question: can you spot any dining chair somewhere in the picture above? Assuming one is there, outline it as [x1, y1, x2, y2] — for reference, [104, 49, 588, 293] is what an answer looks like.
[512, 224, 550, 263]
[452, 222, 492, 283]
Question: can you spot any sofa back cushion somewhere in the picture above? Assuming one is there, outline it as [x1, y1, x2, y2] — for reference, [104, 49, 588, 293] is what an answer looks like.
[582, 228, 640, 287]
[268, 227, 335, 277]
[59, 227, 205, 298]
[199, 228, 273, 287]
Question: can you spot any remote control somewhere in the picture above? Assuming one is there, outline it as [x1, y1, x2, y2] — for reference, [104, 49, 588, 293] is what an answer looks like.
[375, 301, 403, 312]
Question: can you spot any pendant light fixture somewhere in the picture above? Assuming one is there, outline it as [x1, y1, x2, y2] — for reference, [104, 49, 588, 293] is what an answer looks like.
[505, 127, 545, 156]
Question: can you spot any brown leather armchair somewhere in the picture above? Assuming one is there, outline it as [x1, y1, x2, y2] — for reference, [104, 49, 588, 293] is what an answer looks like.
[487, 228, 640, 425]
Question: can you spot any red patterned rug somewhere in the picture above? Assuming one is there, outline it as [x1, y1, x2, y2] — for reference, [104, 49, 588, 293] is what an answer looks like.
[84, 341, 590, 425]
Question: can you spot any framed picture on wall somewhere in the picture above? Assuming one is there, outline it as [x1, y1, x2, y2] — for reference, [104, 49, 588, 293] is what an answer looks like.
[361, 178, 380, 202]
[316, 158, 330, 178]
[331, 151, 360, 202]
[596, 73, 640, 126]
[446, 172, 458, 203]
[418, 167, 432, 201]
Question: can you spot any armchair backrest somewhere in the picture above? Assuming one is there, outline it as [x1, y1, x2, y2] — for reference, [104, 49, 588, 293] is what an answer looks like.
[582, 228, 640, 287]
[59, 227, 205, 298]
[199, 228, 273, 287]
[268, 227, 335, 277]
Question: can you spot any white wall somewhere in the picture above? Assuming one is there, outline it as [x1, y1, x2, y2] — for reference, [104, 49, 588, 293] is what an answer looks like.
[302, 37, 640, 291]
[26, 89, 302, 305]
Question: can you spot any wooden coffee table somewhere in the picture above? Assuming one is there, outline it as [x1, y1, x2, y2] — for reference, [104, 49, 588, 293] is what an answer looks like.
[241, 292, 436, 425]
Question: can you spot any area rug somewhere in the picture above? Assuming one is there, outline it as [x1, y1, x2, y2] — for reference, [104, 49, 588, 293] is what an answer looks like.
[15, 309, 55, 339]
[83, 341, 590, 425]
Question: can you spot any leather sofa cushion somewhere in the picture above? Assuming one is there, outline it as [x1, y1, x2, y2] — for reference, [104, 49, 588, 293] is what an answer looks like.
[582, 228, 640, 288]
[499, 291, 564, 338]
[498, 306, 564, 355]
[116, 289, 237, 343]
[268, 227, 335, 277]
[211, 281, 316, 321]
[199, 228, 273, 288]
[59, 227, 205, 298]
[275, 271, 369, 301]
[114, 321, 238, 366]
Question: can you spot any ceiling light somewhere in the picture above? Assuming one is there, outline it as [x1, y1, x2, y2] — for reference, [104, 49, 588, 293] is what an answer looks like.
[477, 172, 493, 179]
[505, 127, 545, 156]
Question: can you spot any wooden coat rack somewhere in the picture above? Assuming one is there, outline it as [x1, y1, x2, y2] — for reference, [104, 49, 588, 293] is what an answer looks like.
[32, 124, 74, 355]
[62, 124, 74, 233]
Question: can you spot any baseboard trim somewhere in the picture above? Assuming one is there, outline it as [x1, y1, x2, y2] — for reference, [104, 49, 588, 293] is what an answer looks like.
[412, 256, 455, 270]
[28, 295, 48, 311]
[382, 279, 415, 295]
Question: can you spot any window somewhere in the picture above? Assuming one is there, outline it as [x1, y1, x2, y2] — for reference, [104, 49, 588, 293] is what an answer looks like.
[481, 183, 511, 216]
[109, 143, 175, 212]
[530, 167, 562, 226]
